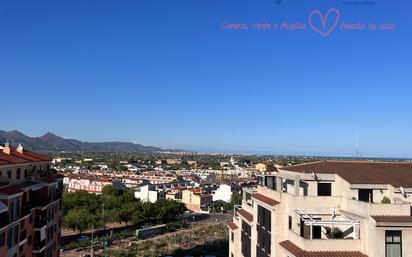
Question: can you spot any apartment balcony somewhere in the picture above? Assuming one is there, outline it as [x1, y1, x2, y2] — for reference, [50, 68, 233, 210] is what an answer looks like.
[242, 187, 257, 207]
[295, 208, 360, 236]
[286, 208, 362, 252]
[287, 229, 362, 252]
[34, 216, 47, 229]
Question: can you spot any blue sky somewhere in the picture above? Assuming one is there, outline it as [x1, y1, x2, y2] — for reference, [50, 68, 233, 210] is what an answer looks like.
[1, 0, 412, 157]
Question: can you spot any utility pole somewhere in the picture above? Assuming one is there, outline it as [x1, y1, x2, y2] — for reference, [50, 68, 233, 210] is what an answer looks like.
[102, 203, 105, 228]
[91, 226, 94, 257]
[355, 132, 359, 158]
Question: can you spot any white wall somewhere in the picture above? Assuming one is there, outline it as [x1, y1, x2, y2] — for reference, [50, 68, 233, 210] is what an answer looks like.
[212, 184, 232, 203]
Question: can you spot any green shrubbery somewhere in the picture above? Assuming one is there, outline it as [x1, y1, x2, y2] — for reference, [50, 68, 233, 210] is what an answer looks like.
[63, 185, 187, 233]
[381, 196, 391, 204]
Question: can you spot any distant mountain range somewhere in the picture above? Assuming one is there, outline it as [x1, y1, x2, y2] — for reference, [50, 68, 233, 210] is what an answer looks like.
[0, 130, 173, 154]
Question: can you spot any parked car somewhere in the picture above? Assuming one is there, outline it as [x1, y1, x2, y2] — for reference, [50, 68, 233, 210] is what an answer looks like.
[76, 235, 90, 242]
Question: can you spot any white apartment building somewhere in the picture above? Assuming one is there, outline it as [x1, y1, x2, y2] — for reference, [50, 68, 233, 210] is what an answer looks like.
[228, 161, 412, 257]
[63, 174, 113, 194]
[213, 184, 233, 203]
[134, 184, 165, 203]
[134, 182, 189, 203]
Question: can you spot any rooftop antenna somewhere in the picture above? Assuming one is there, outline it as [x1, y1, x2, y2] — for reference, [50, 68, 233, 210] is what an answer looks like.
[355, 133, 359, 158]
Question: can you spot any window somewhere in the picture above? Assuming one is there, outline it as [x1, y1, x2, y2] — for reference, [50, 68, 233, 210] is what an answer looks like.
[257, 205, 271, 231]
[257, 226, 271, 254]
[242, 221, 251, 237]
[386, 231, 402, 257]
[47, 227, 52, 241]
[241, 221, 251, 257]
[317, 183, 332, 196]
[0, 232, 5, 247]
[289, 216, 293, 230]
[359, 189, 373, 203]
[20, 229, 27, 241]
[16, 169, 21, 179]
[7, 228, 12, 248]
[24, 169, 28, 178]
[9, 202, 15, 221]
[265, 176, 276, 190]
[13, 226, 18, 246]
[7, 171, 11, 179]
[231, 232, 234, 242]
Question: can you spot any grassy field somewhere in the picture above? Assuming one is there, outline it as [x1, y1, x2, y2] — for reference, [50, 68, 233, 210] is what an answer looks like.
[102, 223, 229, 257]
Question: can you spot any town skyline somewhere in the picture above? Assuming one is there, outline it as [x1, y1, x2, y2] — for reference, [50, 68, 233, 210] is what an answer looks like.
[1, 128, 412, 159]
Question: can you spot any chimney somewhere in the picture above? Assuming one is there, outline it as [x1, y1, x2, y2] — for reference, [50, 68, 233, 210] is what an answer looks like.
[17, 144, 24, 154]
[3, 143, 11, 155]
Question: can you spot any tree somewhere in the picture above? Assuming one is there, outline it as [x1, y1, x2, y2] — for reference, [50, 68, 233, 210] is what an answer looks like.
[63, 208, 93, 234]
[62, 188, 186, 231]
[118, 202, 138, 226]
[224, 192, 242, 210]
[101, 185, 116, 196]
[153, 199, 187, 222]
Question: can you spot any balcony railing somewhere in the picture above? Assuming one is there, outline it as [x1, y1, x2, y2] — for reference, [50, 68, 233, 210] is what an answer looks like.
[287, 229, 362, 252]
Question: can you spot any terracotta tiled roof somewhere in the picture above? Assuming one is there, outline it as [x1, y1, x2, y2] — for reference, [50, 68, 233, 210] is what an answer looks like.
[279, 240, 305, 256]
[187, 188, 202, 193]
[0, 146, 50, 165]
[227, 221, 238, 230]
[302, 253, 367, 257]
[281, 161, 412, 187]
[238, 209, 253, 222]
[372, 215, 412, 223]
[40, 175, 58, 184]
[0, 185, 26, 196]
[279, 240, 368, 257]
[253, 193, 280, 207]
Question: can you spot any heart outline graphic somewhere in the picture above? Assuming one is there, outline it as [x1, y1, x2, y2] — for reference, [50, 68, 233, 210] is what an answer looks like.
[309, 8, 340, 36]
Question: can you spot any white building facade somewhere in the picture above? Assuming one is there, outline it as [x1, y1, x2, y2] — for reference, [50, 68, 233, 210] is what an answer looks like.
[213, 184, 233, 203]
[228, 161, 412, 257]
